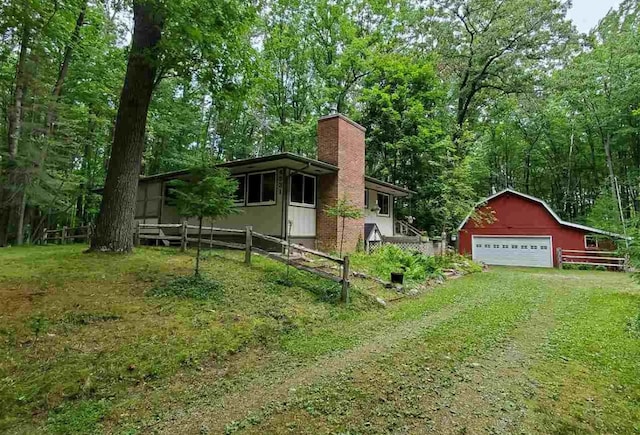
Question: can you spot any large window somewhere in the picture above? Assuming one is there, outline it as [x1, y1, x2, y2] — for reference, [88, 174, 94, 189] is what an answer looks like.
[364, 189, 369, 208]
[247, 171, 276, 205]
[290, 173, 316, 206]
[233, 175, 246, 204]
[377, 192, 390, 216]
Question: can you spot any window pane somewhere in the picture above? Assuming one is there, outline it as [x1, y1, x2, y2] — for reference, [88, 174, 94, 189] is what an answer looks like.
[290, 174, 303, 203]
[234, 176, 245, 202]
[364, 190, 369, 208]
[248, 174, 262, 203]
[377, 193, 389, 215]
[303, 175, 315, 204]
[262, 172, 276, 202]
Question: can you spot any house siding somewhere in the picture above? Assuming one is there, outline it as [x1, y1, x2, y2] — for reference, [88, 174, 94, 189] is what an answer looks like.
[159, 171, 284, 237]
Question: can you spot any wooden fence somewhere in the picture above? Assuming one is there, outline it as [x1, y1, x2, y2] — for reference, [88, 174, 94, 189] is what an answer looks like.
[41, 225, 92, 244]
[134, 222, 351, 303]
[556, 248, 629, 271]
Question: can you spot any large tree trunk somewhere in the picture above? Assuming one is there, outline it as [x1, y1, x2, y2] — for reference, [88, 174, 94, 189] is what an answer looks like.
[90, 2, 164, 252]
[0, 22, 30, 246]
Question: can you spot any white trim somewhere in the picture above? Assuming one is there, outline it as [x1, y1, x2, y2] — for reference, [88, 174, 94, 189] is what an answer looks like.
[585, 234, 599, 249]
[289, 173, 316, 208]
[376, 192, 390, 217]
[457, 189, 628, 239]
[472, 235, 554, 268]
[246, 170, 277, 206]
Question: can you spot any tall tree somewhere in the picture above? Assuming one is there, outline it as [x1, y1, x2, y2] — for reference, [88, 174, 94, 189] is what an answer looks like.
[91, 2, 165, 252]
[91, 0, 255, 252]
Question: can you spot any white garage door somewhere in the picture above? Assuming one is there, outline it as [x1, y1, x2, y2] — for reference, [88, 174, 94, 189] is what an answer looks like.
[472, 236, 553, 268]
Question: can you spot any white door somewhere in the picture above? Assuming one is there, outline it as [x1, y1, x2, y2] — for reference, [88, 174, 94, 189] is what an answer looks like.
[472, 236, 553, 268]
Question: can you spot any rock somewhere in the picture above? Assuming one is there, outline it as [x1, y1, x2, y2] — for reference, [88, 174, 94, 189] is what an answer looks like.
[376, 297, 387, 307]
[469, 362, 481, 368]
[407, 289, 419, 296]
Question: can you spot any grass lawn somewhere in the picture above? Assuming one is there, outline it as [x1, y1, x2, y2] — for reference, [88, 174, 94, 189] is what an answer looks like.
[1, 245, 639, 434]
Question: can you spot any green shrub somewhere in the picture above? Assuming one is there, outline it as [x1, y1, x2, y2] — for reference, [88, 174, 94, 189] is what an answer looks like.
[350, 246, 482, 283]
[147, 275, 223, 301]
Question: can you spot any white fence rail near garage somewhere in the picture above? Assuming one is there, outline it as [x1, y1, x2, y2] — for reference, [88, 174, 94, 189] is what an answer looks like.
[133, 222, 352, 303]
[556, 248, 629, 271]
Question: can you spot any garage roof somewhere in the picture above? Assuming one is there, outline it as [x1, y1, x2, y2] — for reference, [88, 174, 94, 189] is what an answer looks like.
[457, 189, 629, 240]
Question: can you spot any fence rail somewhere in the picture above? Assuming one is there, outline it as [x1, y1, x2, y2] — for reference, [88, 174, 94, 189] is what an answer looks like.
[41, 225, 92, 244]
[557, 248, 628, 271]
[134, 222, 351, 303]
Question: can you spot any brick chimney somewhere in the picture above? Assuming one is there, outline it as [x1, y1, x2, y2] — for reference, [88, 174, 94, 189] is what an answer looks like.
[316, 114, 366, 253]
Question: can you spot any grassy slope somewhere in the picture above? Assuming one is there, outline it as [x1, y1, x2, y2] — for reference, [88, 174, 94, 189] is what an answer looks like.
[0, 246, 639, 434]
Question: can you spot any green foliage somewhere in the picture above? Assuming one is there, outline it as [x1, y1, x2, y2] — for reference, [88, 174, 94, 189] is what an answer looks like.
[325, 196, 364, 257]
[148, 275, 224, 301]
[47, 399, 110, 435]
[169, 166, 238, 223]
[324, 196, 363, 221]
[2, 0, 639, 249]
[351, 245, 482, 283]
[27, 314, 49, 341]
[169, 164, 238, 275]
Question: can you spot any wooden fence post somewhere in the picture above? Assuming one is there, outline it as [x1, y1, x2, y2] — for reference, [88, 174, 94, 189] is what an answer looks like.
[87, 225, 93, 243]
[61, 226, 67, 245]
[42, 229, 48, 245]
[245, 226, 252, 264]
[341, 256, 350, 304]
[556, 248, 563, 269]
[180, 220, 188, 252]
[134, 222, 141, 247]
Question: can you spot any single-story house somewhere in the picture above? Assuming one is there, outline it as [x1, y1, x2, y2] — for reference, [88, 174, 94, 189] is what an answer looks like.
[457, 189, 627, 268]
[134, 114, 413, 253]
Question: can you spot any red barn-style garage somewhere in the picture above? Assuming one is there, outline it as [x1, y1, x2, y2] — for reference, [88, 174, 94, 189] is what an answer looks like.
[458, 189, 625, 268]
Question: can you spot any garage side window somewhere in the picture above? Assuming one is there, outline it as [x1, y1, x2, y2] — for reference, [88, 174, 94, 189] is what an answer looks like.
[585, 235, 598, 248]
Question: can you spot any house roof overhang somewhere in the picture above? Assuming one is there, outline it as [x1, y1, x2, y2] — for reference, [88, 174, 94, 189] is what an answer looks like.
[365, 176, 414, 197]
[99, 153, 412, 198]
[139, 153, 339, 184]
[456, 189, 630, 240]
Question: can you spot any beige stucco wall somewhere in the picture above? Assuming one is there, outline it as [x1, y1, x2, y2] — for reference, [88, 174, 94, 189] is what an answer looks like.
[156, 170, 285, 237]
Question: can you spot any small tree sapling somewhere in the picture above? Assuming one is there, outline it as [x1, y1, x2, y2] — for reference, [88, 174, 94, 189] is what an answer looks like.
[325, 196, 363, 258]
[169, 166, 238, 276]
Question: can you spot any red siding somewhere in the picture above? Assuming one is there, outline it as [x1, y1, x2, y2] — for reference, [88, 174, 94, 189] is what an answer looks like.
[458, 192, 590, 267]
